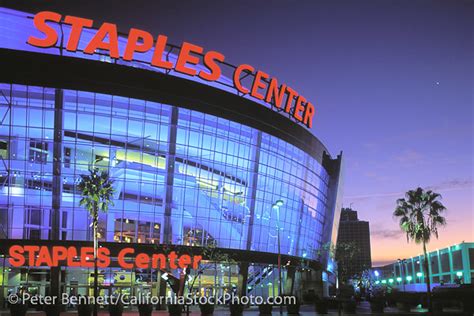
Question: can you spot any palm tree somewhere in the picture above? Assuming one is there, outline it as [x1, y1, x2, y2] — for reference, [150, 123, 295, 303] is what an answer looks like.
[393, 187, 446, 312]
[77, 168, 115, 316]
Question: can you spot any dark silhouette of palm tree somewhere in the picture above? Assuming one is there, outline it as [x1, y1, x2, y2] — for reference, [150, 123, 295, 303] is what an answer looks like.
[78, 168, 114, 316]
[394, 187, 446, 313]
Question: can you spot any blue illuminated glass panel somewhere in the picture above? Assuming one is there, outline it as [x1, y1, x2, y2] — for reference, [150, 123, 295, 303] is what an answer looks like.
[0, 83, 330, 260]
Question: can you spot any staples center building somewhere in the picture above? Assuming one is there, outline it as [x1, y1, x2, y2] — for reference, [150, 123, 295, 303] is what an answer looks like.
[0, 8, 343, 301]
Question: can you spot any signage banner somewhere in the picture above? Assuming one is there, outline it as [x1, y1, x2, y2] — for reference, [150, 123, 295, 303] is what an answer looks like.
[27, 11, 316, 128]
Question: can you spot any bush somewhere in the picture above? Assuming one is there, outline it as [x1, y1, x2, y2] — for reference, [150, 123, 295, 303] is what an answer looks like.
[77, 302, 93, 316]
[396, 302, 411, 312]
[432, 285, 474, 313]
[9, 302, 28, 316]
[109, 299, 124, 316]
[258, 303, 273, 315]
[137, 303, 154, 316]
[229, 301, 245, 316]
[338, 284, 355, 299]
[286, 297, 300, 315]
[342, 299, 356, 314]
[370, 300, 385, 313]
[314, 298, 328, 314]
[302, 290, 317, 303]
[43, 303, 65, 316]
[199, 302, 215, 315]
[167, 303, 183, 316]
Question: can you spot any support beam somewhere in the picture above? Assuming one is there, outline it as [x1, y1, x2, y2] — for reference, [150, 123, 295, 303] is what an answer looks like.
[50, 88, 63, 298]
[245, 130, 262, 251]
[237, 262, 249, 298]
[163, 106, 178, 244]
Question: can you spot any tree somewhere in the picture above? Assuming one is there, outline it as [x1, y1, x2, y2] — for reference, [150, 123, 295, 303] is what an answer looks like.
[186, 242, 235, 296]
[314, 241, 360, 285]
[393, 187, 446, 313]
[77, 168, 115, 316]
[334, 242, 360, 284]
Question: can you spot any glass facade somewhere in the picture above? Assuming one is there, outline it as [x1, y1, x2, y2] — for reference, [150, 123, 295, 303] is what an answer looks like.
[0, 8, 344, 301]
[0, 83, 331, 259]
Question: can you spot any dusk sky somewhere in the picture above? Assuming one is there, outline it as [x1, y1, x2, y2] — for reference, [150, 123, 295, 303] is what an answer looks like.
[6, 0, 473, 266]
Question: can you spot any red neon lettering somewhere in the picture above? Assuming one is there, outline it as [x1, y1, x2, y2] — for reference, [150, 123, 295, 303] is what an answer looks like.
[80, 247, 94, 268]
[265, 78, 286, 109]
[27, 11, 62, 48]
[67, 246, 81, 267]
[178, 255, 191, 269]
[63, 15, 93, 52]
[192, 255, 202, 269]
[304, 102, 315, 128]
[118, 248, 134, 269]
[151, 35, 173, 69]
[97, 247, 111, 268]
[8, 245, 25, 267]
[52, 246, 68, 262]
[36, 246, 53, 266]
[84, 22, 119, 59]
[123, 28, 154, 61]
[293, 95, 306, 122]
[284, 87, 298, 113]
[175, 42, 202, 76]
[233, 64, 254, 94]
[168, 251, 178, 269]
[199, 50, 225, 82]
[251, 70, 269, 101]
[135, 253, 150, 269]
[24, 245, 40, 265]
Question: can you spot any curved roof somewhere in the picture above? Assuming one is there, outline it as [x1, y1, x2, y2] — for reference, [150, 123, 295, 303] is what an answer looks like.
[0, 7, 332, 163]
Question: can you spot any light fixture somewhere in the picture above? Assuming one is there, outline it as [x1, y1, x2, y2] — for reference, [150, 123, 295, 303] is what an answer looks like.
[374, 270, 380, 277]
[416, 272, 423, 278]
[406, 276, 412, 282]
[388, 279, 394, 284]
[396, 277, 402, 282]
[456, 271, 463, 278]
[275, 199, 284, 207]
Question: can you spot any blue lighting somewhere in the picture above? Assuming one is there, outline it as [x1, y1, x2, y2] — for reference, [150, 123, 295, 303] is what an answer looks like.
[0, 8, 339, 282]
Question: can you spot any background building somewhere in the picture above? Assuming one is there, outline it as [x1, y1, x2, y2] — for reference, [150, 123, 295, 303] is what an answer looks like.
[373, 242, 473, 291]
[337, 208, 372, 278]
[0, 8, 343, 304]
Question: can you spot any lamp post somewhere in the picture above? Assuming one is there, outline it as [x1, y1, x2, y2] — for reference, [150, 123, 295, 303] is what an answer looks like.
[273, 199, 284, 315]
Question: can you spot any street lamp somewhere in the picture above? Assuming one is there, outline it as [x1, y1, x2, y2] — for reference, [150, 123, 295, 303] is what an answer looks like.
[396, 277, 402, 283]
[406, 276, 412, 283]
[416, 272, 423, 283]
[272, 199, 284, 315]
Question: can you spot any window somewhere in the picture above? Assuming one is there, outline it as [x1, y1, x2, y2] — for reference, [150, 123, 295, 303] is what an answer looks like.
[64, 147, 71, 168]
[29, 140, 48, 163]
[0, 140, 7, 158]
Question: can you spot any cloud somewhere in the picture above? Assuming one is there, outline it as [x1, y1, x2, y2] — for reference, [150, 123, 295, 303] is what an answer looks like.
[371, 229, 403, 239]
[394, 149, 424, 165]
[426, 179, 473, 192]
[344, 178, 472, 201]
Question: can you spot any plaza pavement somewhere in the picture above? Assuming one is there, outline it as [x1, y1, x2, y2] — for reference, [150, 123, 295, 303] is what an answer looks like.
[0, 301, 471, 316]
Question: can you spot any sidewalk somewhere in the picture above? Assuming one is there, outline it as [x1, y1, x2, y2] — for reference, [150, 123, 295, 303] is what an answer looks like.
[0, 302, 471, 316]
